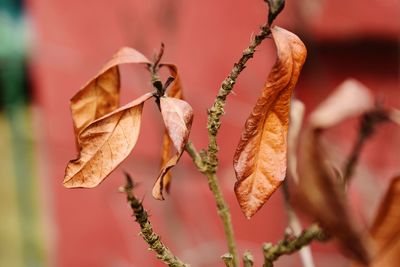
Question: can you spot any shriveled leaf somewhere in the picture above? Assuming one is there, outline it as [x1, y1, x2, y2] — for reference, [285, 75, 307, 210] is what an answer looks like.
[159, 64, 184, 192]
[70, 47, 150, 135]
[233, 26, 307, 218]
[369, 176, 400, 266]
[63, 93, 152, 188]
[298, 129, 370, 264]
[296, 80, 376, 263]
[152, 154, 180, 200]
[287, 99, 305, 184]
[309, 79, 374, 129]
[152, 96, 193, 200]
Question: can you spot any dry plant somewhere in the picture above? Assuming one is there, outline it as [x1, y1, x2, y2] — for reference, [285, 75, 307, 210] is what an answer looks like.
[61, 1, 400, 266]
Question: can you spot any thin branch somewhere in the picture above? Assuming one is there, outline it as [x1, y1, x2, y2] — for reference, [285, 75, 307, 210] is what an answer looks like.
[262, 224, 327, 267]
[243, 251, 254, 267]
[206, 23, 272, 172]
[343, 107, 389, 182]
[185, 141, 207, 174]
[190, 22, 273, 267]
[121, 174, 190, 267]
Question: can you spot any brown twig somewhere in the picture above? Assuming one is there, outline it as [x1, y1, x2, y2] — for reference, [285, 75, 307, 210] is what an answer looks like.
[121, 174, 190, 267]
[262, 224, 327, 267]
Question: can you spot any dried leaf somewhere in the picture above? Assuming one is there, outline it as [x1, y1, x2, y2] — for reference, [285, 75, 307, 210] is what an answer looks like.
[63, 93, 152, 188]
[297, 80, 375, 263]
[287, 99, 305, 184]
[70, 47, 150, 136]
[233, 26, 307, 218]
[298, 129, 370, 264]
[309, 79, 374, 129]
[369, 176, 400, 266]
[159, 64, 184, 192]
[152, 96, 193, 200]
[389, 109, 400, 125]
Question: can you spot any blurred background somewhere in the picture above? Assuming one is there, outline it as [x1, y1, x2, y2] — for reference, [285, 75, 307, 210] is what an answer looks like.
[0, 0, 399, 266]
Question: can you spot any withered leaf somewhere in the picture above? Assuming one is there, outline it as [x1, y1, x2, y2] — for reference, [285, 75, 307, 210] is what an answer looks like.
[298, 129, 370, 264]
[233, 26, 307, 218]
[297, 80, 374, 264]
[153, 96, 193, 200]
[309, 79, 374, 129]
[70, 47, 150, 136]
[159, 64, 184, 193]
[63, 93, 152, 188]
[368, 176, 400, 266]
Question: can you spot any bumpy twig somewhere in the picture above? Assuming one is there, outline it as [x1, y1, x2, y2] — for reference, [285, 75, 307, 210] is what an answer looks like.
[222, 253, 235, 267]
[190, 22, 272, 267]
[122, 174, 190, 267]
[243, 251, 254, 267]
[262, 224, 327, 267]
[206, 23, 272, 171]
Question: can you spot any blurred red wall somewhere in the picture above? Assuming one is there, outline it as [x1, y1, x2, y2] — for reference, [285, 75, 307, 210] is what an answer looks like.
[28, 0, 399, 266]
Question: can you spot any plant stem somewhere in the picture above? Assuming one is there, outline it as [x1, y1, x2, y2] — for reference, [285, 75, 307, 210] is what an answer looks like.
[185, 142, 238, 265]
[343, 108, 389, 182]
[189, 22, 272, 267]
[262, 224, 327, 267]
[122, 174, 190, 267]
[206, 23, 271, 172]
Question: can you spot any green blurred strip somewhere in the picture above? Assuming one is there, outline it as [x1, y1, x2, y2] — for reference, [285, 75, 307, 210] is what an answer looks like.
[0, 10, 47, 267]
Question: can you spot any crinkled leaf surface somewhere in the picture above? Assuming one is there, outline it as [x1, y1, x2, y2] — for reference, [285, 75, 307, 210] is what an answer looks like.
[159, 64, 184, 192]
[153, 96, 193, 200]
[64, 93, 152, 188]
[70, 47, 150, 136]
[233, 26, 307, 218]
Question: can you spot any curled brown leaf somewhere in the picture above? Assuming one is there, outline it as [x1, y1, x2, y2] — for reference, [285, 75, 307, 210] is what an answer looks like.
[153, 96, 193, 200]
[70, 47, 150, 136]
[159, 64, 184, 193]
[64, 93, 152, 188]
[233, 26, 307, 218]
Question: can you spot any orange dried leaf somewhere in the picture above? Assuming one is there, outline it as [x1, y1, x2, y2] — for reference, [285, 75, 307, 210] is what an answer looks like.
[70, 47, 150, 135]
[369, 176, 400, 266]
[152, 96, 193, 200]
[63, 93, 152, 188]
[233, 26, 307, 218]
[159, 64, 184, 192]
